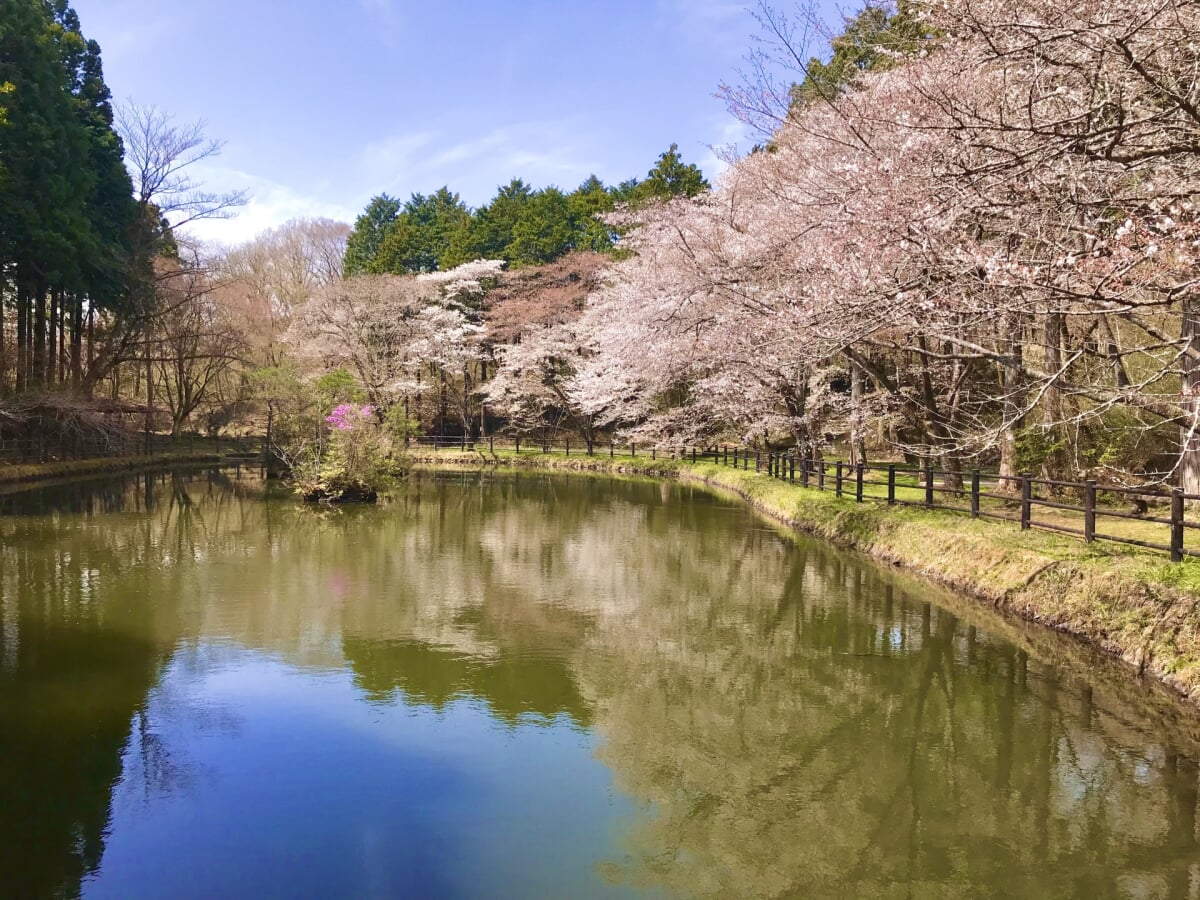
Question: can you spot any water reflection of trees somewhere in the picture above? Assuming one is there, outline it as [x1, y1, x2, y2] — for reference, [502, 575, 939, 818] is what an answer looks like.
[0, 468, 259, 899]
[256, 472, 1200, 898]
[2, 469, 1199, 898]
[579, 549, 1200, 898]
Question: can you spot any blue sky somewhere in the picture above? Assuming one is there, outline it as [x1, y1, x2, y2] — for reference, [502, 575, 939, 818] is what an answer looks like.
[72, 0, 839, 245]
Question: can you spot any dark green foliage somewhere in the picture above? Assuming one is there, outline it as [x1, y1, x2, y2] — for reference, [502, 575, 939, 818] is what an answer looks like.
[371, 187, 471, 274]
[0, 0, 138, 393]
[508, 187, 576, 267]
[790, 1, 938, 110]
[569, 175, 617, 253]
[350, 144, 709, 274]
[455, 177, 534, 263]
[629, 144, 709, 204]
[343, 194, 400, 277]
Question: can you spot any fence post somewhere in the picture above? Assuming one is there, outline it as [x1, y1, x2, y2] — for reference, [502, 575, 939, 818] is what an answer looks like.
[971, 470, 981, 519]
[611, 441, 615, 458]
[836, 462, 844, 498]
[888, 465, 896, 505]
[652, 447, 656, 460]
[790, 457, 796, 484]
[1020, 475, 1032, 530]
[723, 446, 729, 466]
[817, 461, 825, 491]
[856, 463, 864, 503]
[566, 439, 570, 456]
[632, 443, 636, 458]
[1084, 481, 1097, 543]
[691, 447, 696, 464]
[756, 452, 762, 472]
[461, 433, 466, 451]
[925, 461, 934, 508]
[515, 436, 520, 454]
[489, 435, 494, 453]
[1172, 489, 1185, 563]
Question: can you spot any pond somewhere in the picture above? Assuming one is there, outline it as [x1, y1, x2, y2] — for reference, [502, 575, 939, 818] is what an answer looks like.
[0, 467, 1198, 899]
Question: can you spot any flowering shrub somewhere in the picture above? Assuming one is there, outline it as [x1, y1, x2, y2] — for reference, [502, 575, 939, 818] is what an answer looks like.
[306, 404, 394, 501]
[326, 404, 375, 432]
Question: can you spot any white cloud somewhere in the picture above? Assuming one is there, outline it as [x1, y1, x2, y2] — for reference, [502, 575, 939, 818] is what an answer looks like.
[699, 115, 753, 183]
[358, 119, 604, 204]
[182, 166, 358, 248]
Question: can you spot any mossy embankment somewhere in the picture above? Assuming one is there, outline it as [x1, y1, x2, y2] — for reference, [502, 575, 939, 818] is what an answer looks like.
[412, 448, 1200, 711]
[0, 450, 225, 486]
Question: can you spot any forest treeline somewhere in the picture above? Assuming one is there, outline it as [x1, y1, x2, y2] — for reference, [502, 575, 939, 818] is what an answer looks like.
[0, 0, 243, 436]
[0, 0, 140, 396]
[4, 0, 1198, 495]
[343, 145, 708, 275]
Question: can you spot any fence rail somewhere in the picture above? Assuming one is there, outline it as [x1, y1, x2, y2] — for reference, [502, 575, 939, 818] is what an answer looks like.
[414, 436, 1196, 563]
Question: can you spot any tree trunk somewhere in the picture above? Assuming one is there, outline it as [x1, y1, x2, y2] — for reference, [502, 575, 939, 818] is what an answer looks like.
[850, 360, 866, 467]
[0, 287, 6, 393]
[46, 290, 58, 388]
[997, 322, 1027, 492]
[16, 281, 28, 394]
[32, 284, 46, 389]
[1180, 294, 1200, 494]
[145, 340, 154, 454]
[57, 296, 67, 385]
[71, 298, 84, 390]
[1042, 312, 1067, 482]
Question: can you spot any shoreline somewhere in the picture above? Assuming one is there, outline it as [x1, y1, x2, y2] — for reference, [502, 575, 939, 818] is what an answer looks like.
[411, 449, 1200, 715]
[0, 451, 229, 487]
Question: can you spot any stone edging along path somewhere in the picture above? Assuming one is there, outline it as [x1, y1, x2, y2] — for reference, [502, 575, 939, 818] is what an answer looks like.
[411, 449, 1200, 715]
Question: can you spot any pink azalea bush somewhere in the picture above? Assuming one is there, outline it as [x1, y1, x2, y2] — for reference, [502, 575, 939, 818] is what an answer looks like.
[325, 404, 375, 431]
[303, 403, 394, 501]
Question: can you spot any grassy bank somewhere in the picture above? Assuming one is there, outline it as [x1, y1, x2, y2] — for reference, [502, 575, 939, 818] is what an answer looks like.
[0, 450, 226, 486]
[412, 447, 1200, 711]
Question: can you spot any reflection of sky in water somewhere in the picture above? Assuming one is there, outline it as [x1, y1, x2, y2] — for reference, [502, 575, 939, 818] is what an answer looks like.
[2, 470, 1198, 900]
[91, 647, 647, 900]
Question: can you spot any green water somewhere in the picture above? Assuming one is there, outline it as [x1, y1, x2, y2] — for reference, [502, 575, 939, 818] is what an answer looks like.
[0, 468, 1198, 899]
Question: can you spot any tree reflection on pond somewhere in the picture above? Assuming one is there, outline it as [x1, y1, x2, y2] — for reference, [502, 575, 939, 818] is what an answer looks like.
[0, 469, 1197, 898]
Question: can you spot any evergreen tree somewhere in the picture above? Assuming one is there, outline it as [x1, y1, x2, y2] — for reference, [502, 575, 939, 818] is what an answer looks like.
[343, 194, 400, 276]
[790, 1, 937, 109]
[632, 144, 709, 204]
[568, 175, 616, 253]
[0, 0, 137, 392]
[372, 187, 470, 273]
[507, 187, 575, 267]
[459, 178, 533, 262]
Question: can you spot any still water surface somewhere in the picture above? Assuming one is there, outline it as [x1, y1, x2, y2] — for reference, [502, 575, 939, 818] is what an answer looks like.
[1, 468, 1198, 899]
